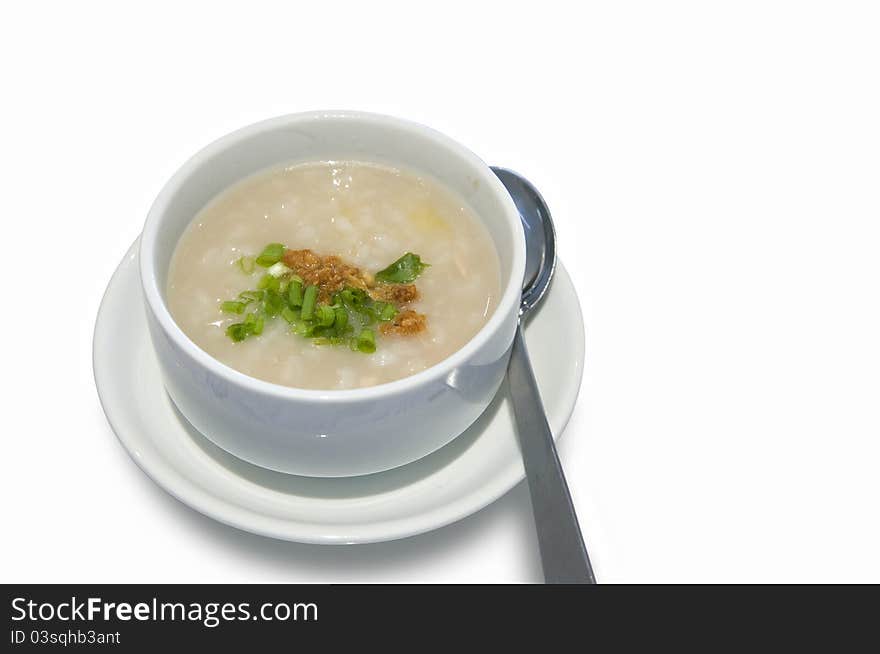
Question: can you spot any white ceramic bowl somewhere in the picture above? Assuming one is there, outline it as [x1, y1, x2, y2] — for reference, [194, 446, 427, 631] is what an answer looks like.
[140, 111, 525, 477]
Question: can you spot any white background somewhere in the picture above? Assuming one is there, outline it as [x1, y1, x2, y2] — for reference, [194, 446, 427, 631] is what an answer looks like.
[2, 1, 879, 583]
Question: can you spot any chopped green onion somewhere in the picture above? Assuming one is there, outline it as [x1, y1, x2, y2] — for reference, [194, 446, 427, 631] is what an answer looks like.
[236, 256, 256, 274]
[255, 243, 286, 267]
[375, 252, 429, 283]
[257, 274, 280, 292]
[301, 285, 318, 320]
[315, 304, 336, 327]
[263, 289, 284, 317]
[334, 307, 349, 332]
[342, 287, 369, 310]
[313, 336, 346, 346]
[356, 328, 376, 354]
[376, 302, 397, 321]
[238, 290, 264, 303]
[288, 278, 303, 308]
[267, 261, 291, 278]
[281, 306, 299, 324]
[241, 311, 265, 336]
[226, 323, 248, 342]
[294, 322, 315, 337]
[220, 301, 246, 314]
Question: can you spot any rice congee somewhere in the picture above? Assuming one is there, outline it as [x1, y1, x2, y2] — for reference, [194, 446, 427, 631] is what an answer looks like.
[166, 160, 501, 390]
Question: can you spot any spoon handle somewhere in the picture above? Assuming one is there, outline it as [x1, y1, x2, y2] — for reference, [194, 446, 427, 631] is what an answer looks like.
[507, 322, 596, 584]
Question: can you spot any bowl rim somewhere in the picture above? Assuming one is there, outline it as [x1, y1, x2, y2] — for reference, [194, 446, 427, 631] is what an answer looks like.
[139, 110, 526, 402]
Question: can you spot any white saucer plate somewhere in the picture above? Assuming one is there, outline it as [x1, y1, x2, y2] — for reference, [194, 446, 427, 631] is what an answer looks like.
[94, 240, 585, 544]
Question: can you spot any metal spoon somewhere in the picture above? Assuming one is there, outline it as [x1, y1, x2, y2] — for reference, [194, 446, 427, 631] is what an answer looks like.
[492, 167, 596, 584]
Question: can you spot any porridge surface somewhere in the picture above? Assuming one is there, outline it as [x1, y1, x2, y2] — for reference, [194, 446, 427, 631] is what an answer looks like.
[167, 160, 501, 389]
